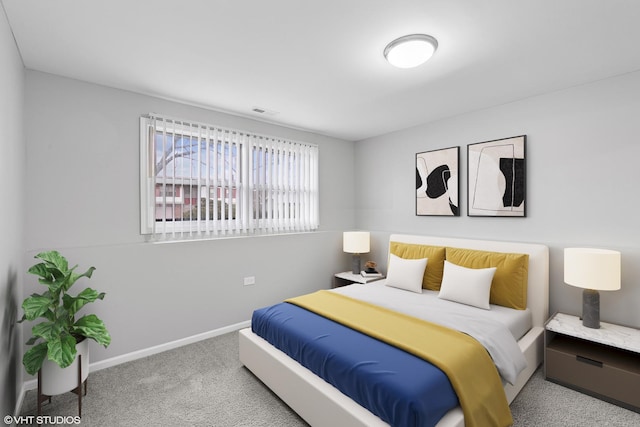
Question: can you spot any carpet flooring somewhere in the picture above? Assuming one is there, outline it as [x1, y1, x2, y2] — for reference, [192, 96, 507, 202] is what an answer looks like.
[19, 331, 640, 426]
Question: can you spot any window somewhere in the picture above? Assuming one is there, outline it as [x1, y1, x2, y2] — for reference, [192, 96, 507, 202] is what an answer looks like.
[140, 114, 319, 240]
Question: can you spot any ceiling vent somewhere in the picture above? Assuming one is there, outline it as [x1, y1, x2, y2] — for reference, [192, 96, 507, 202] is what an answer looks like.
[252, 106, 279, 116]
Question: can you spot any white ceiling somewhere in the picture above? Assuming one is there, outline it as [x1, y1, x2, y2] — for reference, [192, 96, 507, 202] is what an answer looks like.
[4, 0, 640, 141]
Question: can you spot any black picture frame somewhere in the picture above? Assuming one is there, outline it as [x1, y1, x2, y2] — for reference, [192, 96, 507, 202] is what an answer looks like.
[416, 146, 460, 216]
[467, 135, 526, 217]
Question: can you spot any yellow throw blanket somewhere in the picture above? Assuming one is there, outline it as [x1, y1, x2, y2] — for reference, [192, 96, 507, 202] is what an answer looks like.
[286, 290, 512, 427]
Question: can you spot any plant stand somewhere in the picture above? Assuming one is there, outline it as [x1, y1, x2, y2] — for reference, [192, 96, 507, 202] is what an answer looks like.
[37, 354, 88, 418]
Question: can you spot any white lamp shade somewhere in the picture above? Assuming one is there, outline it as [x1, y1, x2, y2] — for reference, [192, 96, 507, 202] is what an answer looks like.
[564, 248, 621, 291]
[343, 231, 370, 254]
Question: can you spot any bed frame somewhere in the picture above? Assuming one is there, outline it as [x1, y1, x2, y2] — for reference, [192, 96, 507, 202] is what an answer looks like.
[239, 234, 549, 427]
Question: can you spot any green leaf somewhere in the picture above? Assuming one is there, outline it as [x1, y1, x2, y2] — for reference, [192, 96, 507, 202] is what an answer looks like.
[31, 321, 59, 342]
[63, 288, 105, 317]
[63, 266, 96, 293]
[47, 334, 77, 369]
[73, 314, 111, 347]
[23, 342, 48, 376]
[35, 251, 68, 274]
[21, 295, 53, 321]
[29, 262, 66, 297]
[27, 263, 55, 283]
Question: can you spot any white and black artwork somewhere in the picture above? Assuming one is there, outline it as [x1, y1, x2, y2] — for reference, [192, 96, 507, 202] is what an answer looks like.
[468, 135, 526, 217]
[416, 146, 459, 216]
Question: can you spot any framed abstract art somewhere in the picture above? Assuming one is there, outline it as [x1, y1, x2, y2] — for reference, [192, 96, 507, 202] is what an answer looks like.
[416, 146, 459, 216]
[467, 135, 526, 217]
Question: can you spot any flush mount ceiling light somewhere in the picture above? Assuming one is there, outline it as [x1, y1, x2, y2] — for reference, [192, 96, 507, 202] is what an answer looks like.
[383, 34, 438, 69]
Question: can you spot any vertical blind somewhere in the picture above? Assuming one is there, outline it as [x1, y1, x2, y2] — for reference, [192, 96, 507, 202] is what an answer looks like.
[140, 114, 319, 240]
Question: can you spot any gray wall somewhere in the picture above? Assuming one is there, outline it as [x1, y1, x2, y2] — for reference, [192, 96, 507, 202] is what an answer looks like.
[355, 70, 640, 328]
[22, 71, 356, 369]
[0, 5, 25, 418]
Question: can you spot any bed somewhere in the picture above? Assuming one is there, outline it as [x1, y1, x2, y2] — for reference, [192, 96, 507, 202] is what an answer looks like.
[239, 234, 549, 427]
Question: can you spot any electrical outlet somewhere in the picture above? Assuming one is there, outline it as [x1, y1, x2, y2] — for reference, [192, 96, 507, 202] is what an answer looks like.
[243, 276, 256, 286]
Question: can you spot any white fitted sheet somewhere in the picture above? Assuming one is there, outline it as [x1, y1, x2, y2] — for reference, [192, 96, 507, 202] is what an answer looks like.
[332, 280, 532, 341]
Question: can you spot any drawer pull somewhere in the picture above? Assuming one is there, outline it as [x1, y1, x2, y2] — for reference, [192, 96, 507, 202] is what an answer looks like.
[576, 355, 603, 368]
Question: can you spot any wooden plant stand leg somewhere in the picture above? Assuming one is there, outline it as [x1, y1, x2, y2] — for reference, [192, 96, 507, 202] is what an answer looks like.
[71, 354, 83, 417]
[36, 370, 51, 426]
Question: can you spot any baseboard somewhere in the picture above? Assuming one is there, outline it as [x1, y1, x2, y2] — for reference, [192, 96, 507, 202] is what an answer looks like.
[17, 320, 251, 399]
[14, 384, 26, 425]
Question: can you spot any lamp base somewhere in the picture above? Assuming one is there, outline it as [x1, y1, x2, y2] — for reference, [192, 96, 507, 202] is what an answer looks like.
[351, 254, 361, 275]
[582, 289, 600, 329]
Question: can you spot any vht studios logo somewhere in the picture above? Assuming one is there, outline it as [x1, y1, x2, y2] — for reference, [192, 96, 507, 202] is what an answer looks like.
[4, 415, 82, 425]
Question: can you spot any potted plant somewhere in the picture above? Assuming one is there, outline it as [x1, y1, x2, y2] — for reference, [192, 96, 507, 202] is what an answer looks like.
[19, 251, 111, 396]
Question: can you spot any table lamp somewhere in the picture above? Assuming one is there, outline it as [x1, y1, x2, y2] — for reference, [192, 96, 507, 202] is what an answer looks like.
[343, 231, 370, 274]
[564, 248, 621, 329]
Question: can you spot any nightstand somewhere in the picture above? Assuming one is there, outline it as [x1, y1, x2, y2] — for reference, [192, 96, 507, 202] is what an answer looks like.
[545, 312, 640, 412]
[332, 271, 385, 288]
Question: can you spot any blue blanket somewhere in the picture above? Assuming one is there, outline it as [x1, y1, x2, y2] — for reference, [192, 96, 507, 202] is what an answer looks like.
[251, 302, 459, 427]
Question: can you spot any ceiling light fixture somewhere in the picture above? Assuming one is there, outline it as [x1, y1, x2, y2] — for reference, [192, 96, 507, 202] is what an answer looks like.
[384, 34, 438, 69]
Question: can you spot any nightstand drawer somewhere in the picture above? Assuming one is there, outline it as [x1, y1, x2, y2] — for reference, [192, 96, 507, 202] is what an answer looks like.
[546, 335, 640, 410]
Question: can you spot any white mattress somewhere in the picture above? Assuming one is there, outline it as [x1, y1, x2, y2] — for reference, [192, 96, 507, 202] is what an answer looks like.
[331, 280, 533, 341]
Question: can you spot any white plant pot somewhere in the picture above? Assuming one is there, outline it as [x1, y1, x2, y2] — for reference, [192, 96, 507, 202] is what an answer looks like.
[40, 339, 89, 396]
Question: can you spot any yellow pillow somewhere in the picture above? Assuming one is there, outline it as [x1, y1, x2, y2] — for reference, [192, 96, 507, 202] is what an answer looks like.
[389, 242, 446, 290]
[445, 247, 529, 310]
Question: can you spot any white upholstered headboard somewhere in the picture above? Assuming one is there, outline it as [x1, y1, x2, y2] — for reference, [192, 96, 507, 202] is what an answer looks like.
[388, 234, 550, 328]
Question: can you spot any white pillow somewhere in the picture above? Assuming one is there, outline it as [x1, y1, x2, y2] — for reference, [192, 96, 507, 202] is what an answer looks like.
[437, 260, 496, 310]
[385, 254, 427, 293]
